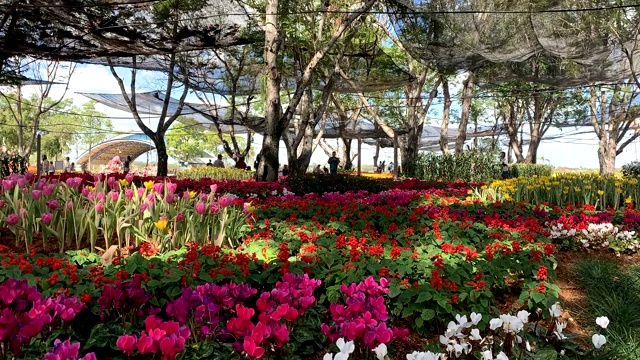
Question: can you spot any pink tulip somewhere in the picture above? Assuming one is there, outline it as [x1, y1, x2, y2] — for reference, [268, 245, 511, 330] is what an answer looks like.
[137, 188, 145, 197]
[66, 201, 73, 211]
[116, 334, 137, 356]
[195, 203, 206, 215]
[153, 183, 164, 193]
[167, 183, 177, 194]
[17, 177, 27, 187]
[0, 200, 5, 209]
[95, 202, 104, 212]
[176, 212, 184, 222]
[210, 184, 217, 194]
[41, 212, 53, 225]
[139, 203, 149, 213]
[97, 192, 106, 201]
[109, 191, 119, 202]
[219, 195, 236, 208]
[2, 179, 16, 191]
[125, 189, 134, 200]
[125, 173, 134, 183]
[5, 213, 19, 226]
[165, 193, 175, 204]
[43, 184, 56, 197]
[81, 187, 90, 197]
[209, 203, 219, 215]
[182, 191, 190, 200]
[31, 190, 42, 200]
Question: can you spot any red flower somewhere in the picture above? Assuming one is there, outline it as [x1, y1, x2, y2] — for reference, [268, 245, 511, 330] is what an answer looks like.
[536, 266, 548, 281]
[378, 267, 390, 277]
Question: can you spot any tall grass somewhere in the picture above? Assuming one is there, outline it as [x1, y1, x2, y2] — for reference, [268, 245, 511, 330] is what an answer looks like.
[575, 259, 640, 359]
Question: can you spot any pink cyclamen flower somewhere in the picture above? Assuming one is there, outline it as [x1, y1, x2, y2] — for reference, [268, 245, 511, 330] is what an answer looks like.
[5, 213, 19, 226]
[41, 212, 53, 225]
[137, 334, 157, 354]
[116, 334, 137, 356]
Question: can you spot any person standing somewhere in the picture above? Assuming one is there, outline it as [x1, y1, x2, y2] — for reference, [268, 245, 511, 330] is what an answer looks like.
[501, 151, 510, 179]
[328, 151, 340, 175]
[206, 159, 213, 167]
[41, 155, 49, 176]
[282, 164, 289, 176]
[235, 156, 247, 169]
[123, 156, 131, 173]
[213, 154, 225, 168]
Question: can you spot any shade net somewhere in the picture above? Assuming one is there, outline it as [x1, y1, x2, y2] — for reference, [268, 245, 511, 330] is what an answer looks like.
[387, 0, 640, 86]
[0, 0, 258, 61]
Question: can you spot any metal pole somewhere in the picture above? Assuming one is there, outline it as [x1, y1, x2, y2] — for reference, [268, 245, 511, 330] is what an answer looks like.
[36, 133, 42, 177]
[357, 134, 362, 176]
[393, 132, 399, 180]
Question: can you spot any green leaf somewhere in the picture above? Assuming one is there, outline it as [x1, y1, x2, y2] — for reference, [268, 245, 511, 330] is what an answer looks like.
[420, 309, 435, 321]
[415, 291, 433, 303]
[146, 279, 162, 288]
[534, 348, 558, 360]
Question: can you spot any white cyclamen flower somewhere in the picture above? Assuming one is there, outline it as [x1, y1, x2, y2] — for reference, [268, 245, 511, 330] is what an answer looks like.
[336, 338, 355, 354]
[373, 343, 387, 360]
[595, 316, 610, 329]
[496, 352, 509, 360]
[323, 354, 334, 360]
[482, 350, 494, 360]
[516, 310, 530, 324]
[470, 328, 482, 341]
[592, 334, 606, 349]
[470, 312, 482, 325]
[489, 318, 503, 330]
[550, 303, 562, 318]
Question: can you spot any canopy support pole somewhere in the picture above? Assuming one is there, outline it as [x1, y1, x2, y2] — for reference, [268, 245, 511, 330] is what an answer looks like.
[357, 134, 362, 176]
[393, 132, 399, 180]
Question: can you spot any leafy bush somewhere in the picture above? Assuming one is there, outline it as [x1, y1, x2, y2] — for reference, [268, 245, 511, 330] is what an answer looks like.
[622, 161, 640, 177]
[412, 151, 501, 182]
[510, 163, 553, 178]
[176, 166, 254, 180]
[283, 174, 392, 196]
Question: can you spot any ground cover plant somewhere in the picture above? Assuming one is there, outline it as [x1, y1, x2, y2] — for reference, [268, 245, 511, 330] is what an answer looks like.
[0, 173, 633, 359]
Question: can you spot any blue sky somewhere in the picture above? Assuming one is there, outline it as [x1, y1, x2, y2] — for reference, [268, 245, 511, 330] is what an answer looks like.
[37, 63, 640, 169]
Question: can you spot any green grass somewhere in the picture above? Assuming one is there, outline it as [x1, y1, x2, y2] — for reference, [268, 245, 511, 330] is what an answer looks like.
[575, 259, 640, 359]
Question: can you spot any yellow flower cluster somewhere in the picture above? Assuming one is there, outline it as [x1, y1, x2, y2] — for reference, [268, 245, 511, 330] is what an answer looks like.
[176, 166, 254, 180]
[487, 173, 640, 210]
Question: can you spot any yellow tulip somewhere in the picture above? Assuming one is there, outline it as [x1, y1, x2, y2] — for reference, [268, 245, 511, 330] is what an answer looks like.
[119, 179, 130, 187]
[626, 196, 632, 204]
[144, 181, 154, 190]
[597, 190, 604, 195]
[154, 216, 168, 230]
[189, 191, 197, 199]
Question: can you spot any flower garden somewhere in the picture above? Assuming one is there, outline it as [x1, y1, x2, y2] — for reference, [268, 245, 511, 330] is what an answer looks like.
[0, 172, 637, 359]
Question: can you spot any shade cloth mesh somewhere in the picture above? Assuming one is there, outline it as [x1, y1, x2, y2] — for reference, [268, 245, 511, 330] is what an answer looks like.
[387, 0, 640, 86]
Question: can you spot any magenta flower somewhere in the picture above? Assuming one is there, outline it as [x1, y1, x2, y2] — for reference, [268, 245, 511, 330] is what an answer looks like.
[66, 201, 73, 211]
[153, 183, 164, 193]
[41, 212, 53, 225]
[43, 184, 56, 197]
[95, 202, 104, 213]
[97, 192, 106, 201]
[31, 190, 42, 201]
[165, 193, 175, 204]
[175, 212, 184, 222]
[137, 334, 156, 354]
[125, 189, 134, 200]
[210, 184, 217, 193]
[65, 177, 83, 189]
[195, 203, 206, 215]
[46, 199, 59, 210]
[109, 191, 119, 202]
[125, 173, 134, 183]
[209, 203, 219, 215]
[116, 334, 137, 356]
[167, 182, 177, 194]
[5, 213, 19, 226]
[137, 188, 145, 198]
[2, 179, 16, 190]
[219, 195, 236, 208]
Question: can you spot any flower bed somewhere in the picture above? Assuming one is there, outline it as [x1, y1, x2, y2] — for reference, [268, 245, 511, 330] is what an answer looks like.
[0, 175, 634, 359]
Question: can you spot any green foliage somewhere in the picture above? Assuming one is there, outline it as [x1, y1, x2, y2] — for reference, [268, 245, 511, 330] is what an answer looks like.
[283, 174, 391, 195]
[510, 163, 553, 178]
[622, 161, 640, 177]
[176, 166, 254, 180]
[412, 151, 502, 182]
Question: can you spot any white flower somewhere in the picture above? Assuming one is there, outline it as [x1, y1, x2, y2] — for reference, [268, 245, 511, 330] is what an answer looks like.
[407, 351, 442, 360]
[482, 350, 494, 360]
[550, 303, 562, 317]
[336, 338, 355, 354]
[455, 314, 470, 328]
[470, 312, 482, 325]
[373, 343, 387, 360]
[517, 310, 530, 324]
[554, 321, 567, 340]
[592, 334, 606, 349]
[595, 316, 610, 329]
[323, 354, 334, 360]
[334, 353, 349, 360]
[439, 335, 450, 346]
[470, 328, 482, 341]
[496, 352, 509, 360]
[489, 318, 503, 330]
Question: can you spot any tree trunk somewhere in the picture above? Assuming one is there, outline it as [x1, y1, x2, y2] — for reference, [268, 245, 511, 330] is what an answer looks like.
[440, 75, 451, 154]
[598, 137, 617, 175]
[155, 134, 169, 176]
[341, 138, 353, 170]
[455, 71, 475, 153]
[258, 0, 283, 182]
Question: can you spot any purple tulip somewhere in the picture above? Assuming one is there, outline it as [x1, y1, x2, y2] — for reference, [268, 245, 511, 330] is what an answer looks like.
[41, 212, 53, 225]
[5, 213, 19, 226]
[46, 199, 59, 210]
[31, 190, 42, 201]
